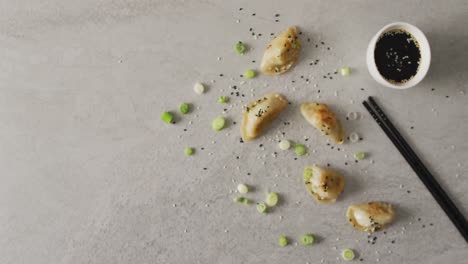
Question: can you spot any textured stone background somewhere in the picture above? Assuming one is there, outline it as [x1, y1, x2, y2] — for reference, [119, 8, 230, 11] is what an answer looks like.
[0, 0, 467, 263]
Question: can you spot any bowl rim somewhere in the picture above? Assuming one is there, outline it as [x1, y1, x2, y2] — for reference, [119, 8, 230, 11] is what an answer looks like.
[366, 22, 431, 89]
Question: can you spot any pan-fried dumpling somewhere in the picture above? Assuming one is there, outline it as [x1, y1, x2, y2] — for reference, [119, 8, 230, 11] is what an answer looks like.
[260, 26, 301, 75]
[346, 202, 395, 233]
[300, 103, 344, 144]
[303, 165, 345, 203]
[241, 93, 287, 142]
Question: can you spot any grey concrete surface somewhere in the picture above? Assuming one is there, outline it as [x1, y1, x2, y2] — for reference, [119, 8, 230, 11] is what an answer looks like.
[0, 0, 467, 263]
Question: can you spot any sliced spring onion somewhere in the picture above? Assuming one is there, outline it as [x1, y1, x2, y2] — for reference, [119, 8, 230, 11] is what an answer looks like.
[194, 82, 205, 94]
[300, 234, 315, 245]
[303, 167, 313, 180]
[161, 112, 173, 124]
[340, 67, 350, 76]
[211, 116, 225, 131]
[218, 96, 228, 104]
[347, 111, 359, 120]
[278, 236, 288, 247]
[244, 69, 256, 79]
[342, 249, 355, 261]
[278, 140, 291, 150]
[233, 197, 250, 204]
[237, 183, 249, 194]
[179, 103, 189, 114]
[257, 203, 267, 214]
[294, 144, 306, 156]
[349, 132, 360, 143]
[184, 147, 193, 156]
[354, 151, 366, 160]
[234, 41, 246, 54]
[265, 192, 278, 207]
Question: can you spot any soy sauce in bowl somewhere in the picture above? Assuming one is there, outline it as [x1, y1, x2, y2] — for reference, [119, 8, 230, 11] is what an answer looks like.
[374, 30, 421, 84]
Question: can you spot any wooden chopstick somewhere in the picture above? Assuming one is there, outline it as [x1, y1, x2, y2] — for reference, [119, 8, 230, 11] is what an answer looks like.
[363, 97, 468, 243]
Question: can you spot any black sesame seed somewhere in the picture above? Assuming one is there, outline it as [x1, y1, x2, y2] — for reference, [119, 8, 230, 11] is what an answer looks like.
[239, 8, 243, 11]
[236, 156, 239, 159]
[275, 14, 280, 17]
[327, 47, 330, 50]
[247, 172, 251, 175]
[446, 95, 449, 98]
[183, 129, 187, 131]
[270, 33, 274, 36]
[252, 13, 256, 16]
[201, 147, 204, 150]
[431, 88, 435, 91]
[294, 157, 297, 160]
[203, 168, 207, 170]
[219, 74, 224, 77]
[422, 225, 426, 228]
[249, 28, 253, 31]
[315, 44, 318, 48]
[410, 126, 414, 129]
[418, 218, 421, 221]
[321, 41, 325, 45]
[407, 190, 411, 193]
[345, 162, 348, 165]
[391, 240, 395, 244]
[259, 144, 263, 147]
[252, 60, 256, 63]
[233, 121, 236, 125]
[275, 19, 279, 22]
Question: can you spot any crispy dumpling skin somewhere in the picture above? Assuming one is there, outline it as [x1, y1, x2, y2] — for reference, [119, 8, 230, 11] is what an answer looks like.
[346, 202, 395, 233]
[260, 26, 301, 75]
[241, 93, 287, 141]
[300, 103, 344, 144]
[303, 165, 345, 203]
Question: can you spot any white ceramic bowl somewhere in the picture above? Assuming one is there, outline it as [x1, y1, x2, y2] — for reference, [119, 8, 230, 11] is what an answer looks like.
[366, 22, 431, 89]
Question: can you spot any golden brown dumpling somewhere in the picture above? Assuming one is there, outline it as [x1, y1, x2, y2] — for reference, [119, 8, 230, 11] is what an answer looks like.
[241, 93, 287, 142]
[346, 202, 395, 233]
[300, 103, 344, 144]
[303, 165, 345, 203]
[260, 26, 301, 75]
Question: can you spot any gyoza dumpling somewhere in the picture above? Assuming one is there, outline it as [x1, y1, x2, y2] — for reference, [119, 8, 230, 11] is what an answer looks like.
[241, 93, 288, 142]
[303, 165, 345, 203]
[300, 103, 344, 144]
[260, 26, 301, 75]
[346, 202, 395, 233]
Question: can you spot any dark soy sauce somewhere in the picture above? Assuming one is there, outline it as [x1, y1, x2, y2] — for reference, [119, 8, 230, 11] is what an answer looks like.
[374, 30, 421, 84]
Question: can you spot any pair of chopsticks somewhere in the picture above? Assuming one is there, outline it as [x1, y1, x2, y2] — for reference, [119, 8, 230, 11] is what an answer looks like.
[363, 96, 468, 243]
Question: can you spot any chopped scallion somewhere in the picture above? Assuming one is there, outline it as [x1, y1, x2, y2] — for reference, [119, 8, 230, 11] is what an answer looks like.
[257, 203, 267, 214]
[237, 183, 249, 194]
[234, 41, 247, 55]
[265, 192, 278, 207]
[161, 111, 173, 124]
[340, 67, 350, 76]
[278, 236, 288, 246]
[303, 167, 313, 180]
[300, 234, 315, 245]
[218, 96, 228, 104]
[354, 152, 366, 160]
[179, 103, 189, 114]
[184, 147, 193, 156]
[244, 69, 256, 79]
[211, 116, 225, 131]
[342, 249, 355, 261]
[294, 144, 306, 156]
